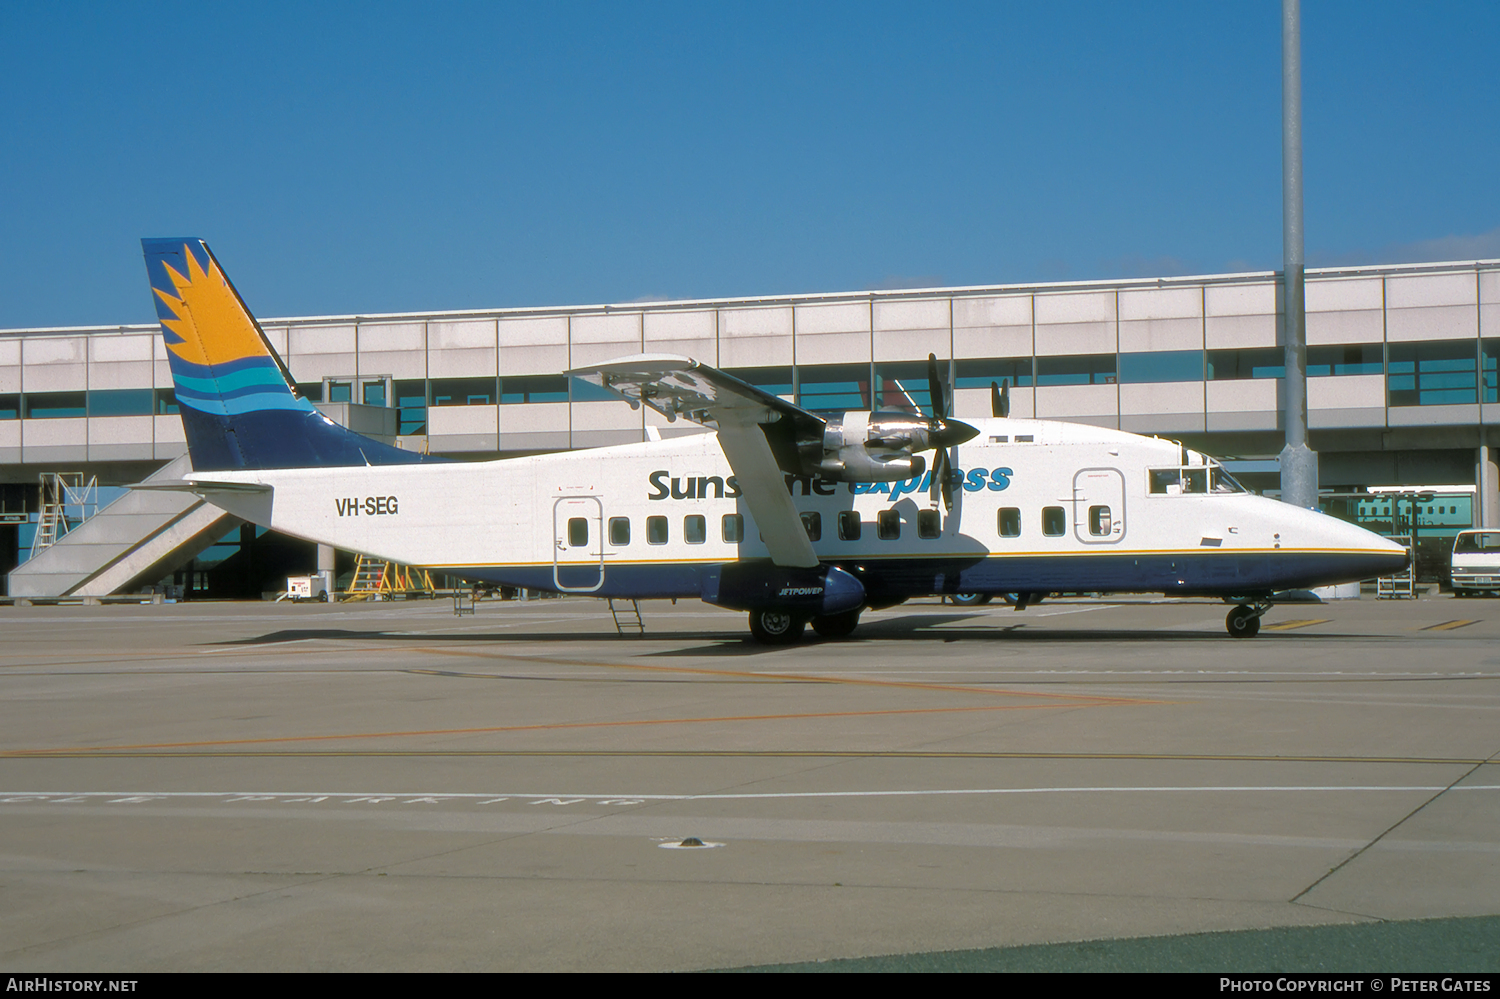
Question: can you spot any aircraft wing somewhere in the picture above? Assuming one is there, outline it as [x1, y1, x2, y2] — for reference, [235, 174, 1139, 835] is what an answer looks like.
[569, 354, 820, 568]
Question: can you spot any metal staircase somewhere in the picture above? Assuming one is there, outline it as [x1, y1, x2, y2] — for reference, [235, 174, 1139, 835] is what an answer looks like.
[7, 455, 240, 598]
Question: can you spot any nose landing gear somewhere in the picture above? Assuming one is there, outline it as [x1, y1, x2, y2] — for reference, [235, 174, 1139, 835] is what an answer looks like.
[1226, 602, 1271, 638]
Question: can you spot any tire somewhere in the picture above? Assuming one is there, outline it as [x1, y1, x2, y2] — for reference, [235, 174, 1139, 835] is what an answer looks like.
[949, 593, 992, 606]
[1226, 605, 1261, 639]
[749, 608, 805, 644]
[812, 610, 861, 638]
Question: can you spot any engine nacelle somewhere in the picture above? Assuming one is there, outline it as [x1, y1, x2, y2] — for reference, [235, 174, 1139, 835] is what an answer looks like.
[811, 410, 931, 483]
[700, 562, 866, 616]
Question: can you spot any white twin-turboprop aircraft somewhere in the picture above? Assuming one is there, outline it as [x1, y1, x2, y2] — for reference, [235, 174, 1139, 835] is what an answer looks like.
[138, 238, 1408, 642]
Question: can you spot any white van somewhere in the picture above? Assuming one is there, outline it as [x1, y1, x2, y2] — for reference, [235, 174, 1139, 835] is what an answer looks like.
[1450, 530, 1500, 597]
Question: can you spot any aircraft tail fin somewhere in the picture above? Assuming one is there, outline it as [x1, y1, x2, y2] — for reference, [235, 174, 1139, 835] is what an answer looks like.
[142, 238, 433, 471]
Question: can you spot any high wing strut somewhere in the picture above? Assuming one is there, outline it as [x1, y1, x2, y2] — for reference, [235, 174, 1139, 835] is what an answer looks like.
[569, 354, 821, 568]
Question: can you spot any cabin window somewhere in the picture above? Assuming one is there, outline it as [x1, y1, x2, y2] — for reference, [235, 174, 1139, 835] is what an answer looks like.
[647, 516, 668, 545]
[837, 511, 862, 541]
[877, 509, 901, 540]
[1088, 505, 1112, 536]
[567, 517, 588, 547]
[608, 517, 630, 546]
[917, 509, 941, 539]
[801, 512, 822, 542]
[722, 514, 743, 543]
[998, 507, 1021, 537]
[684, 515, 706, 544]
[1042, 506, 1066, 536]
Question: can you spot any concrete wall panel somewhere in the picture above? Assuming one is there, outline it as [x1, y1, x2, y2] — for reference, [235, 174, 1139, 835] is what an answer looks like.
[1207, 378, 1279, 414]
[643, 310, 716, 364]
[873, 327, 948, 361]
[953, 294, 1031, 329]
[499, 343, 566, 377]
[954, 324, 1031, 358]
[89, 416, 153, 446]
[498, 317, 568, 346]
[570, 313, 642, 345]
[873, 299, 947, 331]
[721, 306, 792, 338]
[797, 331, 870, 365]
[1034, 322, 1115, 355]
[1386, 273, 1477, 310]
[1118, 316, 1202, 353]
[797, 302, 870, 335]
[1118, 286, 1201, 321]
[719, 335, 792, 369]
[1121, 382, 1203, 416]
[357, 322, 424, 353]
[1205, 282, 1276, 317]
[1035, 290, 1115, 325]
[89, 334, 154, 363]
[499, 401, 568, 435]
[1386, 304, 1478, 342]
[570, 400, 641, 433]
[1307, 278, 1382, 313]
[1034, 383, 1118, 420]
[431, 320, 498, 349]
[427, 405, 497, 438]
[1308, 374, 1384, 412]
[1388, 403, 1480, 427]
[22, 337, 87, 391]
[1307, 309, 1383, 345]
[0, 340, 20, 393]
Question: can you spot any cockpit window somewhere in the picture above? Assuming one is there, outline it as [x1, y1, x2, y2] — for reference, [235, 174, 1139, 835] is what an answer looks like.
[1149, 463, 1246, 495]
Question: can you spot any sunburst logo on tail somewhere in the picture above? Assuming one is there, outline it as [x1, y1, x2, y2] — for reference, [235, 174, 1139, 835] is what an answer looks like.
[153, 245, 269, 368]
[146, 239, 307, 416]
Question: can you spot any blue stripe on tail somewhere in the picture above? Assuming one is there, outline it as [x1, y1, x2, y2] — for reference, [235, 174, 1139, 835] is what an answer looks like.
[142, 238, 439, 471]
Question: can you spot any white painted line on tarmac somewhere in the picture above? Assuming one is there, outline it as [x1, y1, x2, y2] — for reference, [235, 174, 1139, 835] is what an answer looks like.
[0, 785, 1494, 807]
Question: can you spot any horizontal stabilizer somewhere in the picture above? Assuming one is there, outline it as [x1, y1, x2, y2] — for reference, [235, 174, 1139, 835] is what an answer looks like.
[129, 479, 273, 495]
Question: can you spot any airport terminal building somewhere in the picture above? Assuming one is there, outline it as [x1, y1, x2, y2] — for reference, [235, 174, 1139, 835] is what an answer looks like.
[2, 257, 1497, 597]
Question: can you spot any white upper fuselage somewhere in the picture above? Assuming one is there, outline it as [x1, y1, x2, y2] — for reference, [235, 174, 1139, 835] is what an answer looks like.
[190, 416, 1406, 598]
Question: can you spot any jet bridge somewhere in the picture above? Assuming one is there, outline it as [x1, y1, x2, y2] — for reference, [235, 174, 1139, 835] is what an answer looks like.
[5, 453, 242, 598]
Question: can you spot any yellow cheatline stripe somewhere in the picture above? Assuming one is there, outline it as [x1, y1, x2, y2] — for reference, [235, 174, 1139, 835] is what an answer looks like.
[422, 546, 1391, 570]
[1421, 619, 1478, 631]
[1261, 619, 1330, 631]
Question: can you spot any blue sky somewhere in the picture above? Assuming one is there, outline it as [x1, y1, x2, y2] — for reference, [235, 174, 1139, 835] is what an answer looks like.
[2, 1, 1496, 328]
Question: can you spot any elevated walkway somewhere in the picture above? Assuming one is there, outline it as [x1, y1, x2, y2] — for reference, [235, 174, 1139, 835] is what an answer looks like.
[6, 454, 241, 598]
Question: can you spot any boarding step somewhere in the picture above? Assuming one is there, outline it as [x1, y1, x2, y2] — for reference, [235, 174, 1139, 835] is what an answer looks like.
[1376, 535, 1415, 599]
[609, 598, 644, 636]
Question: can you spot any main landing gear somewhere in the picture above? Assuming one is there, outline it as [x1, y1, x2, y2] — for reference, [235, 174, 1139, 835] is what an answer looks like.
[747, 608, 863, 644]
[1225, 602, 1270, 639]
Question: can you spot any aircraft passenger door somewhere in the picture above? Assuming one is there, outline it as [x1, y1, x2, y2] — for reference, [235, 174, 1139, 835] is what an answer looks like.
[1073, 468, 1126, 545]
[553, 495, 605, 592]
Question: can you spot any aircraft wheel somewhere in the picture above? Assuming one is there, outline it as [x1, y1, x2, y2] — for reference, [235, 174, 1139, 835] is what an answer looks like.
[749, 608, 805, 644]
[949, 593, 992, 606]
[812, 610, 861, 638]
[1226, 605, 1261, 639]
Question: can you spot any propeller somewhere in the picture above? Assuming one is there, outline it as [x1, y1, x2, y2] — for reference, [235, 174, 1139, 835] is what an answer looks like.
[990, 379, 1010, 418]
[925, 354, 978, 511]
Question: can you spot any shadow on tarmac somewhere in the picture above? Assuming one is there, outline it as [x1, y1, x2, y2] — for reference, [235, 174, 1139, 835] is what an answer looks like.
[209, 613, 1366, 657]
[725, 914, 1500, 973]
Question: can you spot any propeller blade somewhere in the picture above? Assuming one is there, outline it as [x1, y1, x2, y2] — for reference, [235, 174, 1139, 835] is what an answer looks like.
[930, 444, 947, 506]
[990, 378, 1010, 418]
[926, 353, 948, 419]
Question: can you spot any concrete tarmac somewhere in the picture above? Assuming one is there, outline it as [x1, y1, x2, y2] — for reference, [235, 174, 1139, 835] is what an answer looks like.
[0, 594, 1496, 971]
